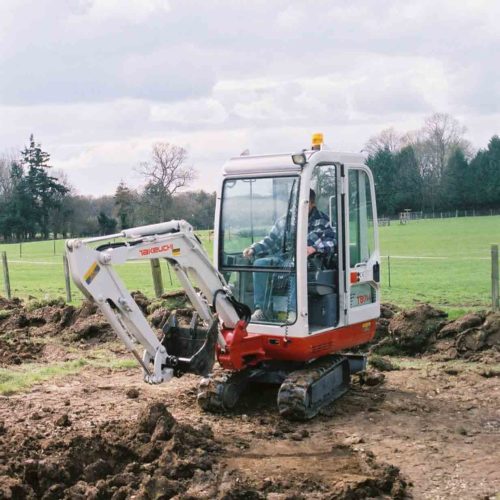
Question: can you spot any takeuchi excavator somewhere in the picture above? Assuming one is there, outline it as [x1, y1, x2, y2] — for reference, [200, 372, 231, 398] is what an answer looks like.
[66, 134, 380, 419]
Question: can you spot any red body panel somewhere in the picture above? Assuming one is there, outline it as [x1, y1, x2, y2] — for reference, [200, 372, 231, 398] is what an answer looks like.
[217, 320, 376, 371]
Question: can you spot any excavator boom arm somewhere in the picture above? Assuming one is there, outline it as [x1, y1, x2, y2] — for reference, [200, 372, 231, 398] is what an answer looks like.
[65, 220, 245, 383]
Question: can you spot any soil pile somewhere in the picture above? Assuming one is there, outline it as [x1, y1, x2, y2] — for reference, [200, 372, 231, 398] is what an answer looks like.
[0, 299, 114, 344]
[0, 292, 195, 365]
[0, 402, 218, 499]
[371, 303, 447, 356]
[0, 297, 22, 310]
[433, 310, 500, 362]
[0, 336, 44, 366]
[373, 304, 500, 362]
[0, 401, 407, 499]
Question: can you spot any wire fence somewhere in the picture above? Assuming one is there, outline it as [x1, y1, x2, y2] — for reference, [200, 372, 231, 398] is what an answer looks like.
[379, 208, 500, 224]
[0, 231, 498, 311]
[0, 231, 213, 304]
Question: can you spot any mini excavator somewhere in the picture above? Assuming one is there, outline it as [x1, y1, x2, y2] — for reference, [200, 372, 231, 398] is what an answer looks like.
[66, 134, 380, 419]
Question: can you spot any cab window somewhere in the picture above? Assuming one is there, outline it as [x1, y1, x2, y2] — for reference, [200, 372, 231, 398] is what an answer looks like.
[348, 169, 375, 266]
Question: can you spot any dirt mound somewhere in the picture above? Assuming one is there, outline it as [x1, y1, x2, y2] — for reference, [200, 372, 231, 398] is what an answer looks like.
[0, 336, 44, 366]
[372, 304, 500, 362]
[0, 400, 407, 499]
[371, 304, 447, 356]
[0, 291, 197, 366]
[373, 303, 402, 345]
[432, 311, 500, 362]
[0, 296, 22, 310]
[0, 300, 115, 365]
[0, 401, 218, 499]
[389, 303, 448, 353]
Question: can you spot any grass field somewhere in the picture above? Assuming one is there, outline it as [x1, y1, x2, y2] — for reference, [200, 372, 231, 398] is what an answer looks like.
[379, 216, 499, 314]
[0, 233, 214, 301]
[0, 216, 498, 313]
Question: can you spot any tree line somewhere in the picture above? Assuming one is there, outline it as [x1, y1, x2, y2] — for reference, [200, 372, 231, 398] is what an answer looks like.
[0, 137, 215, 242]
[365, 113, 500, 216]
[1, 114, 498, 242]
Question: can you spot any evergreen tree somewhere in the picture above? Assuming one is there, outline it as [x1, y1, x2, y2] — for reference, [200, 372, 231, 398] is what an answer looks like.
[97, 212, 117, 235]
[114, 181, 136, 229]
[441, 149, 470, 209]
[367, 146, 424, 216]
[393, 146, 423, 213]
[366, 148, 398, 215]
[2, 162, 35, 240]
[20, 134, 69, 238]
[469, 135, 500, 209]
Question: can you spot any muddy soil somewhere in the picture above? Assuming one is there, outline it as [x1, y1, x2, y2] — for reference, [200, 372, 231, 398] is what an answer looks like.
[1, 296, 499, 497]
[0, 360, 498, 499]
[0, 292, 194, 366]
[0, 396, 407, 499]
[0, 336, 44, 366]
[1, 294, 498, 367]
[372, 304, 500, 363]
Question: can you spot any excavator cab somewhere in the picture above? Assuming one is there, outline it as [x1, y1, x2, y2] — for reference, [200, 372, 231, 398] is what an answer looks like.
[216, 135, 380, 343]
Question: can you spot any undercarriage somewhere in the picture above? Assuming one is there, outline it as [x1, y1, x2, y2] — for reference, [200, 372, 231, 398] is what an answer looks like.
[196, 354, 366, 420]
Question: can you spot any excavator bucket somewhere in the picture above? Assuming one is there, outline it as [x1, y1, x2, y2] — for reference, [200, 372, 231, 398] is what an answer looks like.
[161, 312, 218, 377]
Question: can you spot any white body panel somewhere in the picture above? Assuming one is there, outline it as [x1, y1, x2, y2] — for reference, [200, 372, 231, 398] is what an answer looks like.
[215, 149, 380, 338]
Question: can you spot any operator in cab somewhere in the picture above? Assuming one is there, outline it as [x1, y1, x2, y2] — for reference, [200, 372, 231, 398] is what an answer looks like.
[243, 189, 337, 321]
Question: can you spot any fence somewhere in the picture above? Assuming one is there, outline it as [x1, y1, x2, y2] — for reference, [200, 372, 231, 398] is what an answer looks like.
[381, 246, 499, 311]
[0, 231, 214, 303]
[378, 208, 500, 222]
[1, 241, 498, 311]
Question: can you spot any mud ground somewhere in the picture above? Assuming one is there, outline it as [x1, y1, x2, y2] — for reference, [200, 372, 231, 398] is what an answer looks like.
[1, 358, 499, 498]
[0, 297, 499, 498]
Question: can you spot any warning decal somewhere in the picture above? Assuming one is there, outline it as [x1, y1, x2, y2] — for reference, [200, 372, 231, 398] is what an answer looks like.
[84, 261, 101, 285]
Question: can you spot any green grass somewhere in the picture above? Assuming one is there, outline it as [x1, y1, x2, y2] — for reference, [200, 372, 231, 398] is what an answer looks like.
[0, 357, 137, 395]
[379, 216, 499, 310]
[0, 218, 498, 312]
[0, 231, 214, 303]
[392, 357, 500, 373]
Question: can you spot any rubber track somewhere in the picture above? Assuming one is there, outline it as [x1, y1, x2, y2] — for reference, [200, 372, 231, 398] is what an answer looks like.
[197, 371, 248, 412]
[277, 355, 348, 420]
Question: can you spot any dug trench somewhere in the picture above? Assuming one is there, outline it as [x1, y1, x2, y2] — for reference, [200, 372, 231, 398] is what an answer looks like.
[0, 294, 499, 498]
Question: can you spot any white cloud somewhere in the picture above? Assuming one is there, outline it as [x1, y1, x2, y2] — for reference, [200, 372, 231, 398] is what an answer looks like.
[73, 0, 171, 24]
[151, 98, 228, 125]
[0, 0, 499, 196]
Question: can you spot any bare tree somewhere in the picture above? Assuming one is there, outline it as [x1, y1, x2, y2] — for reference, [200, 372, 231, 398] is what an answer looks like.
[409, 113, 472, 179]
[137, 143, 195, 196]
[406, 113, 472, 211]
[363, 127, 403, 156]
[136, 142, 196, 221]
[0, 150, 18, 199]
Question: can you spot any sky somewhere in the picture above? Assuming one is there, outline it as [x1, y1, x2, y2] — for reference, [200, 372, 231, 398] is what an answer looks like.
[1, 0, 499, 196]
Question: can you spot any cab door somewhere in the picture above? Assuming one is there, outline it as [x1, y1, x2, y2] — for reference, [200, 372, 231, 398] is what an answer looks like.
[345, 166, 380, 324]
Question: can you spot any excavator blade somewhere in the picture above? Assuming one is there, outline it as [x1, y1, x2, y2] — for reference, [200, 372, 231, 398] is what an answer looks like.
[161, 312, 218, 377]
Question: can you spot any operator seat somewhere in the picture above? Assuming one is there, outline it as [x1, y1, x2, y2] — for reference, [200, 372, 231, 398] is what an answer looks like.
[307, 252, 338, 327]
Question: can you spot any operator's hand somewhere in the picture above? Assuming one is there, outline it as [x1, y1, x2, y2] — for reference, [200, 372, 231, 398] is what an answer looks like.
[243, 247, 254, 259]
[307, 246, 316, 256]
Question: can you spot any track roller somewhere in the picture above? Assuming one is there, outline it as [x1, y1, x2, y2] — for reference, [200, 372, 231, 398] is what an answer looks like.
[277, 355, 350, 420]
[197, 372, 249, 412]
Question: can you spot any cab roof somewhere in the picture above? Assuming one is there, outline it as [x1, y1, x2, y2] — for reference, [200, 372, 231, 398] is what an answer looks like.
[222, 150, 366, 176]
